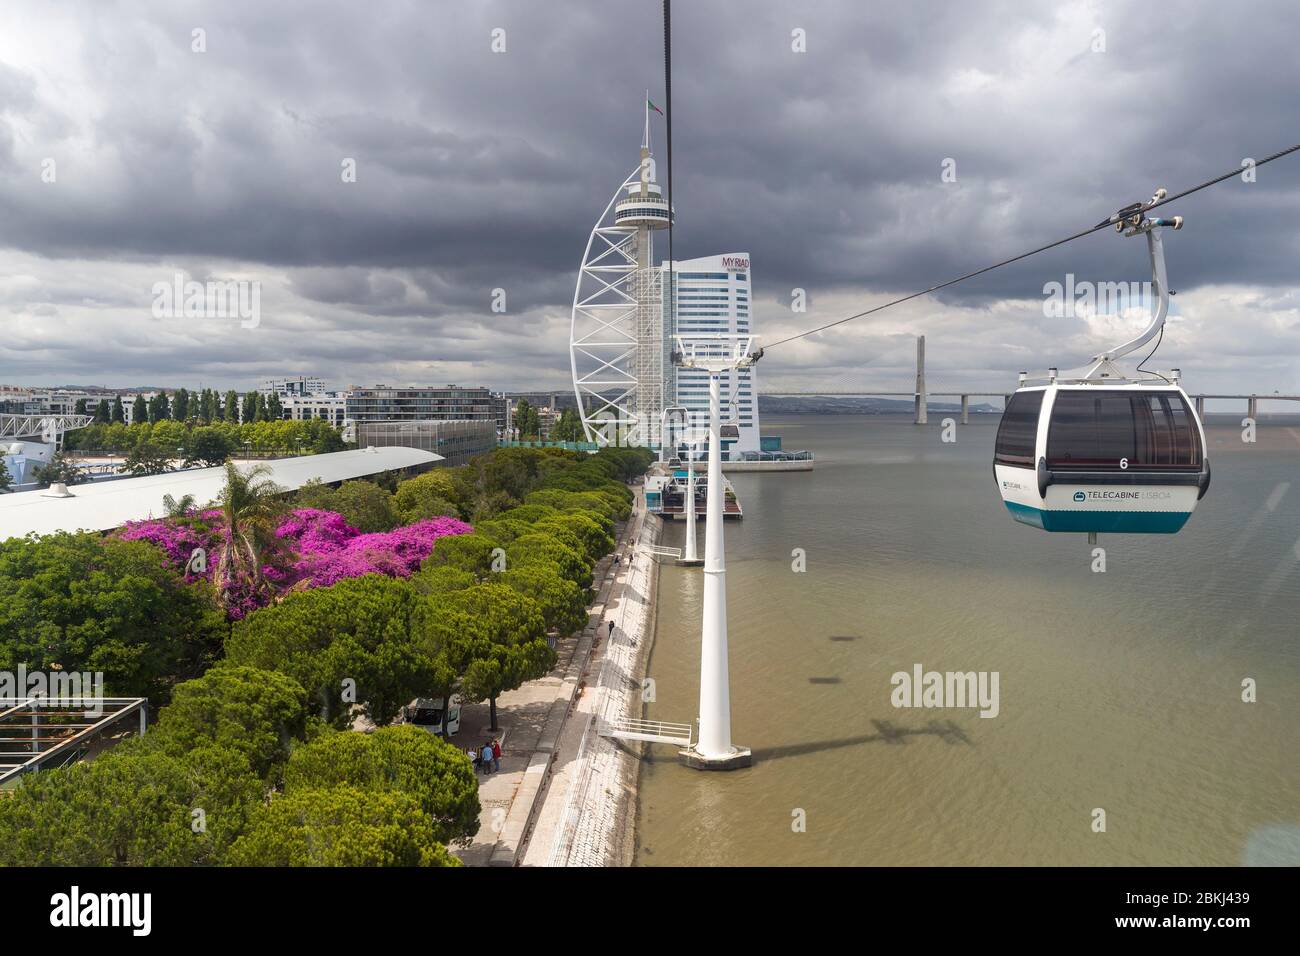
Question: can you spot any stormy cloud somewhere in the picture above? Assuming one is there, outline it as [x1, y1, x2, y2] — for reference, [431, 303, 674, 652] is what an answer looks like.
[0, 0, 1297, 395]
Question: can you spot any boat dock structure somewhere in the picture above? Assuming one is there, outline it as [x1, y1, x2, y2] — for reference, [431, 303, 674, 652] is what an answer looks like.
[644, 468, 743, 520]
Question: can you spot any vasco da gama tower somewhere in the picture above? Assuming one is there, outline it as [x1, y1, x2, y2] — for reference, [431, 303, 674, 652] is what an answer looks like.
[568, 119, 760, 459]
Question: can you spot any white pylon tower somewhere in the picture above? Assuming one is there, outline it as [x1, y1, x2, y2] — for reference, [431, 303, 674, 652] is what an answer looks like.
[662, 404, 703, 567]
[682, 448, 699, 564]
[569, 100, 672, 449]
[673, 333, 758, 770]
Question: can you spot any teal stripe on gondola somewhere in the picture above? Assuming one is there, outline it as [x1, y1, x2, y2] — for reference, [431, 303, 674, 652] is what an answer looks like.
[1003, 501, 1191, 533]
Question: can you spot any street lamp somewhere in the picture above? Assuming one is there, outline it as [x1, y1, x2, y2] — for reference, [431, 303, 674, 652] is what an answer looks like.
[671, 333, 760, 771]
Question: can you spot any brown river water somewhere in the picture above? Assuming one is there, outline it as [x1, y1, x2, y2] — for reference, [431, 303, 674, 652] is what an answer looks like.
[635, 414, 1300, 866]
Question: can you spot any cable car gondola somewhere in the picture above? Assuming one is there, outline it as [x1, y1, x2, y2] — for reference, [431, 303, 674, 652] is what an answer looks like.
[994, 190, 1211, 536]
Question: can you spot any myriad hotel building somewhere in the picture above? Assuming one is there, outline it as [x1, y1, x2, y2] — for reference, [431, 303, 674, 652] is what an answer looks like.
[661, 253, 760, 459]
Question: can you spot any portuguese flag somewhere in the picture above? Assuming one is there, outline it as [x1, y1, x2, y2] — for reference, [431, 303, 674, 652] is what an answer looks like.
[648, 99, 664, 116]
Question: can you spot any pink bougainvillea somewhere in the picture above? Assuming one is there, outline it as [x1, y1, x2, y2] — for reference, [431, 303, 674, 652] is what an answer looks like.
[116, 508, 471, 619]
[293, 516, 472, 588]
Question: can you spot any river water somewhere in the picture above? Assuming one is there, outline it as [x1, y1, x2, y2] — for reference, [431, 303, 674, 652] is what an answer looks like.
[635, 414, 1300, 866]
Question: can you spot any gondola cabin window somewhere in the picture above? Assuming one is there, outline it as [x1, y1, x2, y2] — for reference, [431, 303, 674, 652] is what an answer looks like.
[994, 390, 1043, 466]
[1047, 390, 1202, 470]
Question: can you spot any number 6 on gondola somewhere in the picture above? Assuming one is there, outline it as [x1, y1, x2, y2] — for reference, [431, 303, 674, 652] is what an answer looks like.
[994, 190, 1211, 536]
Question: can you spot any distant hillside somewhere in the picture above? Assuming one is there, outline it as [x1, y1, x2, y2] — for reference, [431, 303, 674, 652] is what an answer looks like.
[758, 395, 1000, 414]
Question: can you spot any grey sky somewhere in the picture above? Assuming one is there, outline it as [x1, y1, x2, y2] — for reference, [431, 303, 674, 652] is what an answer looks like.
[0, 0, 1297, 395]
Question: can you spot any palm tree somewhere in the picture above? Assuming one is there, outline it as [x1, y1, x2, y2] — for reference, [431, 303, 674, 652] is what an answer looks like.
[161, 493, 197, 518]
[213, 461, 286, 611]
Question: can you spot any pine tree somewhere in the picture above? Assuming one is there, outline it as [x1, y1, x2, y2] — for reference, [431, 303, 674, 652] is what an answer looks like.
[242, 392, 257, 423]
[93, 399, 110, 424]
[224, 390, 240, 424]
[173, 388, 190, 422]
[514, 399, 532, 440]
[74, 398, 88, 416]
[266, 392, 283, 421]
[111, 395, 125, 424]
[131, 394, 147, 426]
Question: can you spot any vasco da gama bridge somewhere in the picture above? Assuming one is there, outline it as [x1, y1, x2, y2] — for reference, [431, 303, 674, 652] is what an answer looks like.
[759, 336, 1299, 424]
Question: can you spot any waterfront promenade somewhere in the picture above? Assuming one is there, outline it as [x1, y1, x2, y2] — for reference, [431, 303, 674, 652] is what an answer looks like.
[520, 491, 659, 866]
[452, 484, 657, 866]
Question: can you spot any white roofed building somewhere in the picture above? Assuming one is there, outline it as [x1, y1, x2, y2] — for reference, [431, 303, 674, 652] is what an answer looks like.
[0, 447, 440, 541]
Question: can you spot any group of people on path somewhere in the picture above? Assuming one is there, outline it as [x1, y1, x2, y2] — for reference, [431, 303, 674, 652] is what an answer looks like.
[470, 737, 501, 774]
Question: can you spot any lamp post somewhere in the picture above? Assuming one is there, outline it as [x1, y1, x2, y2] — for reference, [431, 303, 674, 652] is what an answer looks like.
[672, 334, 758, 770]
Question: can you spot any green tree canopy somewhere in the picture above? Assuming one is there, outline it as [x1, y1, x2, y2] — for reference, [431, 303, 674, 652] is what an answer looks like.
[393, 469, 464, 523]
[551, 407, 583, 442]
[505, 532, 592, 588]
[123, 441, 175, 476]
[226, 574, 434, 728]
[495, 503, 558, 525]
[330, 479, 398, 532]
[441, 583, 553, 728]
[292, 477, 337, 511]
[423, 531, 503, 577]
[186, 426, 235, 467]
[409, 564, 476, 597]
[473, 516, 534, 545]
[225, 786, 459, 867]
[0, 744, 263, 866]
[0, 533, 226, 700]
[284, 725, 480, 845]
[144, 665, 310, 779]
[498, 563, 589, 636]
[531, 512, 615, 564]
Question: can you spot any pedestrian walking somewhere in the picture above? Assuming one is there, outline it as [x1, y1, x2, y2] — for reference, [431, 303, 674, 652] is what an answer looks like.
[480, 742, 494, 774]
[491, 738, 501, 772]
[608, 619, 615, 637]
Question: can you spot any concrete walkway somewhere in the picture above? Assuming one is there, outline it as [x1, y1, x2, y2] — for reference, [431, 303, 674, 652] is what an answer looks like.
[452, 487, 649, 867]
[520, 493, 659, 867]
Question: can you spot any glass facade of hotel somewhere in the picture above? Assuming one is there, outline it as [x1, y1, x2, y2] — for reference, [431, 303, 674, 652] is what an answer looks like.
[354, 419, 497, 467]
[661, 254, 761, 459]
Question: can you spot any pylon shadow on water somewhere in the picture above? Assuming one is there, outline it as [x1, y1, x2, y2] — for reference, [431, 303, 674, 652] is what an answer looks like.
[640, 718, 973, 764]
[750, 718, 973, 762]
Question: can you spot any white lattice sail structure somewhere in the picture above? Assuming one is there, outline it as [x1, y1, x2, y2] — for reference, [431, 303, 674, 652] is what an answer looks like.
[569, 135, 673, 448]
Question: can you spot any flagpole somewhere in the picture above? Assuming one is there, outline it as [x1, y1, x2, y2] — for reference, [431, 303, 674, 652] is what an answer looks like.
[643, 88, 650, 149]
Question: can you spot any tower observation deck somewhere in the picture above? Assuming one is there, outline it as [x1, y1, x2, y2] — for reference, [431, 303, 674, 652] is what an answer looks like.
[569, 127, 674, 449]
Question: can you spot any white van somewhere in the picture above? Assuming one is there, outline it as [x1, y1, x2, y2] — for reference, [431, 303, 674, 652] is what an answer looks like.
[402, 696, 461, 737]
